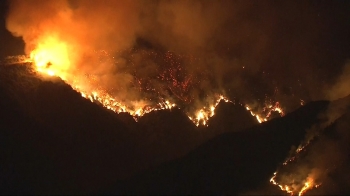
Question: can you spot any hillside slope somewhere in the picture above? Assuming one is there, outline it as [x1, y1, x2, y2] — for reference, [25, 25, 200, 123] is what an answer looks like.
[112, 100, 330, 195]
[2, 63, 348, 195]
[0, 63, 257, 194]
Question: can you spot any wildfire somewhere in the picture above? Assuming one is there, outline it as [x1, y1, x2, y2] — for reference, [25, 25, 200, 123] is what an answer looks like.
[282, 142, 311, 166]
[245, 101, 285, 123]
[270, 172, 320, 196]
[270, 140, 321, 195]
[188, 95, 231, 126]
[71, 85, 177, 121]
[24, 36, 285, 126]
[27, 35, 179, 121]
[270, 172, 293, 195]
[245, 105, 267, 123]
[299, 180, 312, 196]
[29, 35, 71, 80]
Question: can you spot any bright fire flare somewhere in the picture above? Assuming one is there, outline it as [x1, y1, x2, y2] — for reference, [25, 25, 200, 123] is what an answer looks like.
[30, 35, 71, 80]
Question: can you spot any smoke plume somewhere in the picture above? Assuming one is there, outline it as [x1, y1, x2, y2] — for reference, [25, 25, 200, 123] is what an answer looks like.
[327, 61, 350, 101]
[5, 0, 348, 114]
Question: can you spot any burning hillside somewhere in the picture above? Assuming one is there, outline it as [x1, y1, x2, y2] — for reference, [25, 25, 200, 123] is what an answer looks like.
[6, 0, 324, 127]
[8, 42, 285, 127]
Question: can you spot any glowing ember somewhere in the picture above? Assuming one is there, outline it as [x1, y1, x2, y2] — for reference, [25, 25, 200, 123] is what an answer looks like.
[282, 142, 311, 166]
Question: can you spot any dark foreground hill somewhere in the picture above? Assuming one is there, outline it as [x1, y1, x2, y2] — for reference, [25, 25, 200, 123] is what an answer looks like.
[1, 63, 349, 195]
[0, 63, 256, 194]
[111, 95, 350, 195]
[110, 100, 329, 195]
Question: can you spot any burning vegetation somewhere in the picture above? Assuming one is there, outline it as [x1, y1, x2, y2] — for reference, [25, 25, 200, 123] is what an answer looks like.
[7, 0, 316, 128]
[26, 40, 285, 126]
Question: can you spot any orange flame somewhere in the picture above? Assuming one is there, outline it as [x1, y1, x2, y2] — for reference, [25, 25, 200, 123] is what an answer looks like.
[270, 172, 294, 195]
[270, 172, 320, 196]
